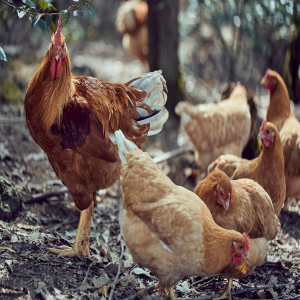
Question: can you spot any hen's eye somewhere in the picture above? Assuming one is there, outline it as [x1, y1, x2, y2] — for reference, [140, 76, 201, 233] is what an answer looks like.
[221, 192, 223, 196]
[267, 129, 270, 134]
[62, 44, 64, 48]
[239, 245, 243, 249]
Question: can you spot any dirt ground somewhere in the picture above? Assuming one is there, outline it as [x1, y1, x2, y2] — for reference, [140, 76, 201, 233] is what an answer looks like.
[0, 41, 300, 300]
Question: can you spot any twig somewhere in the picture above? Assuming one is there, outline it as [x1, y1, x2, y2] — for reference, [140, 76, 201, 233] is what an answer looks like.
[108, 243, 125, 300]
[0, 116, 26, 123]
[124, 285, 156, 300]
[129, 282, 295, 300]
[190, 276, 218, 287]
[152, 147, 192, 164]
[24, 187, 68, 203]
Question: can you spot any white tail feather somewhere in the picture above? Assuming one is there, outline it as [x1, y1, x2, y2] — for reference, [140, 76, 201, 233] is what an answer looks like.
[130, 70, 168, 136]
[114, 130, 137, 164]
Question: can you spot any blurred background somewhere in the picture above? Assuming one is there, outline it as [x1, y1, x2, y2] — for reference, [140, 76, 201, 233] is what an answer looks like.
[0, 0, 300, 146]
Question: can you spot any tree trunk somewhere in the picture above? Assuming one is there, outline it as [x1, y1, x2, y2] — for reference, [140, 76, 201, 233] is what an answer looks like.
[147, 0, 182, 124]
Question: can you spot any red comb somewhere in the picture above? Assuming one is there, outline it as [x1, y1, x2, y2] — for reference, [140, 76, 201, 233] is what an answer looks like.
[54, 17, 62, 50]
[243, 233, 250, 252]
[259, 120, 267, 132]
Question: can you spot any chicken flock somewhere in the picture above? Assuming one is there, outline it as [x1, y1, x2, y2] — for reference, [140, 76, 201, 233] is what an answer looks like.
[22, 10, 300, 300]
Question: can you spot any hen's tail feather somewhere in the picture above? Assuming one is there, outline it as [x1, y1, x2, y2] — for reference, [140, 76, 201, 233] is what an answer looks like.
[130, 70, 169, 136]
[113, 130, 137, 164]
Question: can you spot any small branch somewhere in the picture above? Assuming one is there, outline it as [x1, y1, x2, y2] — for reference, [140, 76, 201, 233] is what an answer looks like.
[0, 116, 26, 124]
[108, 243, 125, 300]
[24, 187, 68, 203]
[126, 282, 294, 300]
[152, 147, 192, 164]
[124, 285, 156, 300]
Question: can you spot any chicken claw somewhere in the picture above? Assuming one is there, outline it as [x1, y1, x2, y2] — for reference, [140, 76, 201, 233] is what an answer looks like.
[47, 202, 93, 257]
[214, 278, 233, 300]
[156, 282, 177, 300]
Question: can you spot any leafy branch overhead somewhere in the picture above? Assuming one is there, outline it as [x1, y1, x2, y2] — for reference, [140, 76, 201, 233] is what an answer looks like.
[0, 0, 95, 62]
[1, 0, 95, 33]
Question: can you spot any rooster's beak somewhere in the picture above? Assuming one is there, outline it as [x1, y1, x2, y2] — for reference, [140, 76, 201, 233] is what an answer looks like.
[257, 131, 264, 141]
[55, 51, 60, 61]
[260, 76, 266, 85]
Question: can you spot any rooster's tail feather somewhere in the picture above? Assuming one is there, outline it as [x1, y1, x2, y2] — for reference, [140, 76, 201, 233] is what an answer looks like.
[130, 70, 169, 136]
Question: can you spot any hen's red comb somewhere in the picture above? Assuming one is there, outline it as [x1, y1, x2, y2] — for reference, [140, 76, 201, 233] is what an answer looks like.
[243, 233, 250, 252]
[259, 120, 267, 132]
[54, 17, 62, 50]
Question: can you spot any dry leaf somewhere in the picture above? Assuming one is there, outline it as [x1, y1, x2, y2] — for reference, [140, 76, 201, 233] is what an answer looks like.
[92, 270, 110, 288]
[11, 234, 18, 243]
[0, 246, 17, 255]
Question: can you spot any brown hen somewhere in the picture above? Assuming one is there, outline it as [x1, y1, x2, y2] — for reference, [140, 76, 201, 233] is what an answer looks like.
[208, 121, 286, 216]
[114, 130, 249, 300]
[261, 69, 300, 200]
[195, 170, 280, 300]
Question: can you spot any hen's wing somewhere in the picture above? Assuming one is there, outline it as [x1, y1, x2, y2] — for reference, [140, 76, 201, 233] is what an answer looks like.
[234, 179, 280, 240]
[281, 116, 300, 177]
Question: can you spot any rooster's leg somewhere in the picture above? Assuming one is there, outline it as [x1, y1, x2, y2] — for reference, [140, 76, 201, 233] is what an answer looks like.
[82, 195, 95, 256]
[47, 201, 94, 257]
[214, 278, 233, 300]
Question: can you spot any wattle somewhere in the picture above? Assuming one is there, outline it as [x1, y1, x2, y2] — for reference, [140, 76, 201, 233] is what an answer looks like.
[262, 138, 270, 148]
[232, 255, 242, 265]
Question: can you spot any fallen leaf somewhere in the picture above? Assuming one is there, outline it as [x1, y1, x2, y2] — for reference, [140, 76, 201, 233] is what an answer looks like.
[0, 246, 17, 255]
[132, 267, 151, 277]
[92, 270, 110, 288]
[176, 281, 190, 293]
[11, 234, 18, 243]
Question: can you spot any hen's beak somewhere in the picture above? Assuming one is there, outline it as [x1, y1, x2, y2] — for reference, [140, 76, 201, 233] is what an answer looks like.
[260, 76, 266, 85]
[257, 131, 264, 141]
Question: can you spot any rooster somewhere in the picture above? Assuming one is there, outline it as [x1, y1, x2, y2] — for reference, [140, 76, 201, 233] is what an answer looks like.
[115, 1, 148, 70]
[24, 17, 168, 257]
[113, 130, 249, 300]
[261, 69, 300, 200]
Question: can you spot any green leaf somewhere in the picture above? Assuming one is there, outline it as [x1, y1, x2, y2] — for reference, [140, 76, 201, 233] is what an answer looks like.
[30, 14, 41, 27]
[73, 10, 83, 18]
[60, 10, 70, 26]
[132, 267, 151, 277]
[48, 4, 57, 11]
[38, 19, 45, 32]
[38, 0, 48, 11]
[22, 0, 36, 8]
[87, 5, 94, 19]
[73, 0, 79, 2]
[17, 9, 26, 18]
[45, 14, 52, 27]
[0, 47, 7, 62]
[50, 21, 56, 33]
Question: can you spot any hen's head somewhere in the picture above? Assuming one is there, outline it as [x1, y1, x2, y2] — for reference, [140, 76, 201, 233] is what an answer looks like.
[49, 17, 67, 81]
[211, 170, 232, 215]
[261, 69, 278, 93]
[257, 120, 278, 149]
[232, 233, 249, 265]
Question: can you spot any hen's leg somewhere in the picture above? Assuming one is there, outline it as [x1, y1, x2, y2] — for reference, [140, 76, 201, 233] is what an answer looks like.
[156, 283, 177, 300]
[214, 278, 233, 300]
[47, 201, 94, 257]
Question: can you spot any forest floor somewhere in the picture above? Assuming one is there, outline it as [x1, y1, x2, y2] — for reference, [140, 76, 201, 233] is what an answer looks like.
[0, 41, 300, 300]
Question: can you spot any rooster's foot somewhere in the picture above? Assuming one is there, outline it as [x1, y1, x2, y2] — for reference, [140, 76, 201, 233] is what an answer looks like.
[47, 245, 89, 257]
